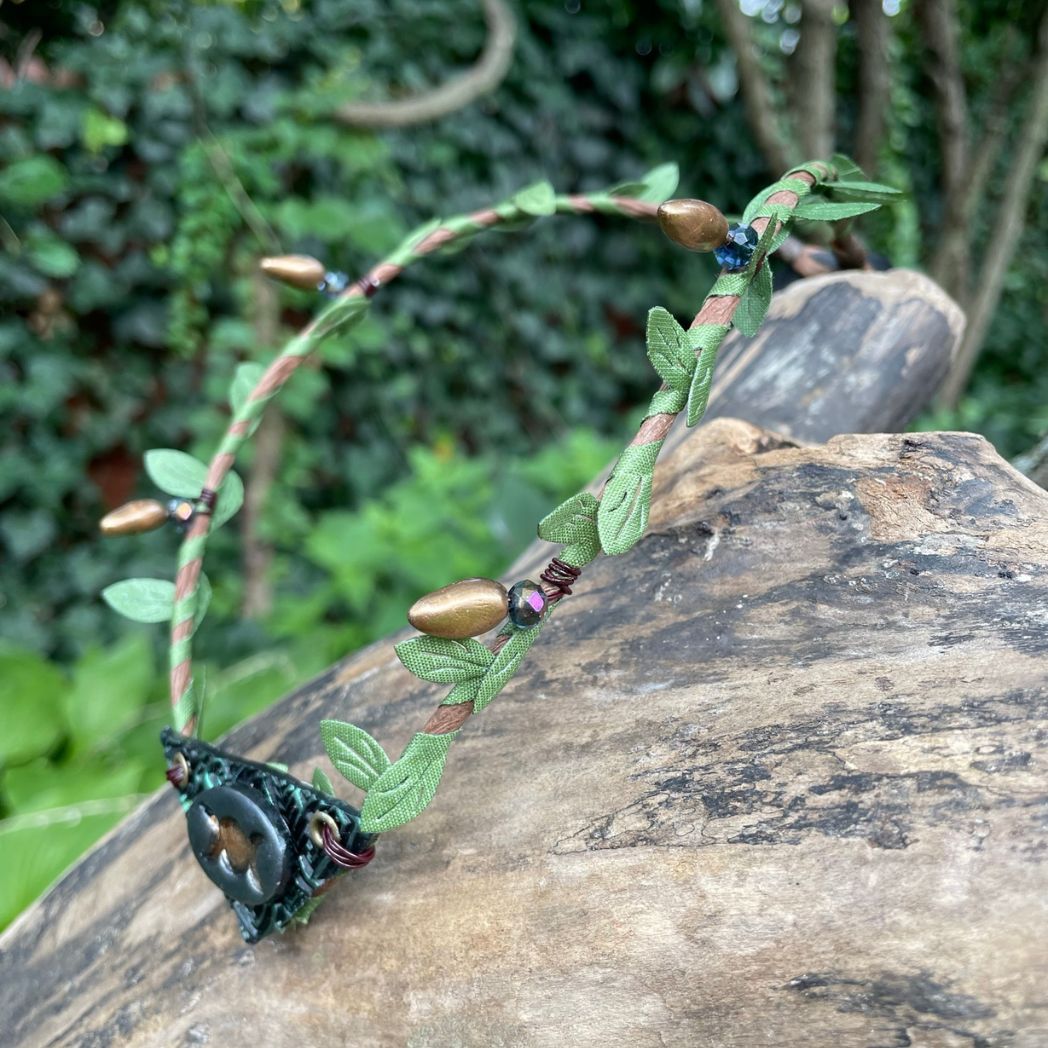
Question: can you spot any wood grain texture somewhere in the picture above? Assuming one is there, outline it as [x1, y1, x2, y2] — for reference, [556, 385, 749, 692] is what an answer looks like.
[7, 270, 1029, 1048]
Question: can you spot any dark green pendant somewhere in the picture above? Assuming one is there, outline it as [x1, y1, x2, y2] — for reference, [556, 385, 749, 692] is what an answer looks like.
[161, 728, 372, 943]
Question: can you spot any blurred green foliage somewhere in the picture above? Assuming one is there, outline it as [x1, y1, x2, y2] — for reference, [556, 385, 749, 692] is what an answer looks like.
[0, 0, 1045, 926]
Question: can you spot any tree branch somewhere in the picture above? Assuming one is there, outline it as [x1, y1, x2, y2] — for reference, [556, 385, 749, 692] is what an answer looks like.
[916, 0, 971, 298]
[852, 0, 890, 174]
[938, 6, 1048, 407]
[713, 0, 795, 174]
[791, 0, 838, 162]
[334, 0, 515, 128]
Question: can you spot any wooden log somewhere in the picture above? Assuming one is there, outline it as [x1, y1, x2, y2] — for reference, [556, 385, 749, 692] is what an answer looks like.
[7, 270, 1024, 1048]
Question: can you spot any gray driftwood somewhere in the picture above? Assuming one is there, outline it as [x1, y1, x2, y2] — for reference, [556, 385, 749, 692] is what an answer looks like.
[11, 270, 1046, 1048]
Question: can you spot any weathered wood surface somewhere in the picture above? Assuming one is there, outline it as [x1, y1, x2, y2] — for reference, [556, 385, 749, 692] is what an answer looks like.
[13, 270, 1042, 1048]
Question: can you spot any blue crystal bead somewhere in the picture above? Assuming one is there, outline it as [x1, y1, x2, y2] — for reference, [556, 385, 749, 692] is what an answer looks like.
[714, 223, 760, 271]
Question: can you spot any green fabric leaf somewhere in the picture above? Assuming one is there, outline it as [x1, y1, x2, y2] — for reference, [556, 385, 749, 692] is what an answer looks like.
[395, 635, 494, 684]
[793, 198, 881, 221]
[742, 219, 780, 279]
[735, 262, 773, 337]
[829, 180, 902, 203]
[538, 491, 600, 544]
[320, 720, 392, 792]
[359, 731, 457, 834]
[597, 441, 661, 556]
[212, 470, 244, 529]
[194, 572, 212, 631]
[644, 306, 694, 390]
[291, 895, 326, 926]
[635, 162, 679, 203]
[312, 767, 334, 795]
[229, 362, 265, 415]
[144, 449, 207, 498]
[646, 386, 687, 417]
[101, 578, 174, 623]
[513, 181, 557, 217]
[472, 624, 544, 712]
[830, 153, 867, 182]
[686, 325, 729, 427]
[310, 295, 369, 342]
[441, 680, 479, 706]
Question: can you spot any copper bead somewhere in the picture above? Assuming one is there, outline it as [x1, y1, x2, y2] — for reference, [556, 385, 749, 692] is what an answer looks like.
[99, 499, 170, 536]
[259, 254, 327, 291]
[657, 199, 730, 252]
[408, 578, 509, 639]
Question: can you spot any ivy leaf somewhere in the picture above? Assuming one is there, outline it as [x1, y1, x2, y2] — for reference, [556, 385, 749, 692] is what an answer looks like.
[144, 449, 207, 498]
[644, 306, 694, 390]
[538, 491, 599, 544]
[793, 198, 881, 221]
[735, 261, 773, 338]
[828, 179, 902, 204]
[312, 767, 334, 795]
[101, 578, 174, 623]
[229, 362, 265, 416]
[359, 732, 456, 834]
[513, 181, 557, 217]
[213, 470, 244, 529]
[596, 442, 660, 557]
[320, 720, 392, 792]
[395, 634, 494, 684]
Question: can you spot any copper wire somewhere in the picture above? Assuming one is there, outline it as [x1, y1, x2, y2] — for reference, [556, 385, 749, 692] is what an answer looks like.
[321, 824, 376, 869]
[540, 557, 582, 601]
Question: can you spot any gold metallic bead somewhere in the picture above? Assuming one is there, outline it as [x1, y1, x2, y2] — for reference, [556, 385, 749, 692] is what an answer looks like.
[99, 499, 170, 536]
[656, 199, 730, 252]
[407, 578, 509, 639]
[259, 254, 327, 291]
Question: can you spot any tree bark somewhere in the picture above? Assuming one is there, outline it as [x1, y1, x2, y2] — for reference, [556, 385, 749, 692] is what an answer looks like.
[852, 0, 890, 174]
[3, 271, 996, 1048]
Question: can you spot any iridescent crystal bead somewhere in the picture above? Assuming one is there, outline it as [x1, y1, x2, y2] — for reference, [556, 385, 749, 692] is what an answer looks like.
[508, 580, 547, 629]
[714, 223, 759, 271]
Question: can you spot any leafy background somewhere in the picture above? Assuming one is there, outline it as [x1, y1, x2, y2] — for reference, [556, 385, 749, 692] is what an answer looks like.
[1, 0, 1045, 929]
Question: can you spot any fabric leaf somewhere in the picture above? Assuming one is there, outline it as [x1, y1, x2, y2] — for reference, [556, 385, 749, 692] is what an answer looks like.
[472, 624, 545, 712]
[312, 767, 334, 795]
[645, 306, 694, 390]
[513, 181, 557, 217]
[229, 362, 265, 415]
[144, 449, 207, 498]
[212, 470, 244, 529]
[395, 634, 494, 684]
[101, 577, 174, 623]
[793, 198, 881, 221]
[686, 326, 728, 427]
[310, 295, 369, 342]
[320, 720, 392, 792]
[830, 154, 866, 182]
[538, 491, 599, 544]
[734, 261, 773, 337]
[828, 179, 902, 203]
[359, 732, 457, 834]
[597, 441, 661, 556]
[635, 162, 679, 203]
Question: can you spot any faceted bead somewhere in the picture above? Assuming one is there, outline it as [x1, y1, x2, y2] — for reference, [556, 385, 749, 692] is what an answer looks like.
[259, 254, 327, 291]
[99, 499, 170, 536]
[168, 499, 195, 527]
[508, 580, 547, 629]
[408, 578, 509, 639]
[657, 199, 729, 252]
[713, 223, 760, 271]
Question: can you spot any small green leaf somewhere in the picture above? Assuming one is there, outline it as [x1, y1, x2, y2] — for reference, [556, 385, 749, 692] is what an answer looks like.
[0, 155, 69, 208]
[194, 573, 212, 631]
[734, 262, 773, 338]
[320, 720, 392, 792]
[636, 162, 679, 203]
[828, 179, 902, 203]
[82, 108, 129, 153]
[144, 449, 207, 499]
[793, 198, 881, 221]
[213, 470, 244, 529]
[513, 181, 557, 217]
[292, 895, 326, 925]
[311, 295, 369, 342]
[312, 767, 335, 794]
[685, 329, 726, 428]
[359, 732, 457, 834]
[538, 491, 600, 545]
[102, 578, 175, 623]
[229, 362, 266, 415]
[394, 635, 494, 684]
[830, 153, 867, 182]
[644, 307, 694, 390]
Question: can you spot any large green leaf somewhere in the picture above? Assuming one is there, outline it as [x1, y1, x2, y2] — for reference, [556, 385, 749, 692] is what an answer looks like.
[0, 647, 67, 768]
[359, 732, 456, 834]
